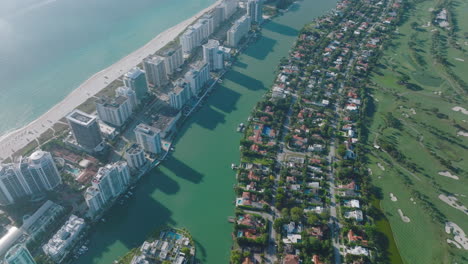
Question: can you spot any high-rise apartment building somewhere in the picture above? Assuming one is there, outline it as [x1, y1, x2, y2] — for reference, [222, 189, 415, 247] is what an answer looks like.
[247, 0, 263, 24]
[116, 86, 138, 110]
[85, 162, 130, 214]
[203, 39, 224, 71]
[185, 62, 210, 96]
[23, 151, 62, 191]
[227, 15, 251, 47]
[5, 244, 37, 264]
[125, 144, 147, 170]
[161, 45, 184, 75]
[134, 124, 163, 154]
[123, 67, 148, 101]
[0, 150, 61, 205]
[169, 80, 192, 110]
[66, 110, 103, 151]
[143, 56, 168, 88]
[180, 18, 213, 54]
[96, 96, 133, 127]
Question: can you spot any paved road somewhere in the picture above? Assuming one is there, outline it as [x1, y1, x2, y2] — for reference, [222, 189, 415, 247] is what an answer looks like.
[327, 140, 342, 264]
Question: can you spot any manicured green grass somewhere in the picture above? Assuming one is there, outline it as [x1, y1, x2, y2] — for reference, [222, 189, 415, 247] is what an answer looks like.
[366, 0, 468, 263]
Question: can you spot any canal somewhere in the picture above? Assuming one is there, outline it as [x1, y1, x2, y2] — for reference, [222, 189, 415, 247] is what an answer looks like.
[77, 1, 338, 263]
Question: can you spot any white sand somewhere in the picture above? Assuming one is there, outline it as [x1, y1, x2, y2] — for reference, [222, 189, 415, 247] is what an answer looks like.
[398, 209, 410, 223]
[447, 239, 462, 249]
[0, 0, 222, 160]
[438, 194, 468, 215]
[452, 106, 468, 115]
[457, 131, 468, 137]
[438, 171, 459, 180]
[377, 163, 385, 171]
[390, 193, 397, 202]
[454, 58, 465, 62]
[445, 222, 468, 250]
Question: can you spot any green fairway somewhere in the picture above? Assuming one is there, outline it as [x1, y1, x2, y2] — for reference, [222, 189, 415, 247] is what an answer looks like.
[366, 0, 468, 263]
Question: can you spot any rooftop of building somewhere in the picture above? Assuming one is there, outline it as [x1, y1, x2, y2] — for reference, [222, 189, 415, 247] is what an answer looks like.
[124, 67, 144, 79]
[126, 144, 144, 155]
[150, 104, 180, 131]
[67, 109, 96, 125]
[134, 123, 161, 137]
[96, 96, 128, 108]
[144, 55, 165, 64]
[160, 45, 182, 57]
[43, 215, 85, 255]
[203, 39, 220, 49]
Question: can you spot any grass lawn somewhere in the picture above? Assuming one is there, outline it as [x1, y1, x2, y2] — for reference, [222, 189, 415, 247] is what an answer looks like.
[366, 0, 468, 263]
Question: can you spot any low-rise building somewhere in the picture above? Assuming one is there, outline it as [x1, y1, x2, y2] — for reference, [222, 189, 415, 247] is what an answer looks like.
[42, 215, 85, 262]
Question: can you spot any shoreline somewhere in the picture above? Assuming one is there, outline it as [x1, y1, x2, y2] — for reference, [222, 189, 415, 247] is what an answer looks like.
[0, 0, 222, 160]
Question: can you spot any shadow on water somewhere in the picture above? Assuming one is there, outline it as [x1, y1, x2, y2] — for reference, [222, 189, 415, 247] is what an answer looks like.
[208, 86, 241, 114]
[79, 173, 178, 263]
[194, 239, 208, 262]
[265, 21, 299, 36]
[243, 35, 277, 60]
[193, 105, 226, 130]
[224, 70, 266, 91]
[163, 155, 204, 183]
[234, 61, 248, 69]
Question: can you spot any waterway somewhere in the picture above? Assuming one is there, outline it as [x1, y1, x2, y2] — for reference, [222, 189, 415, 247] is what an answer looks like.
[77, 1, 338, 263]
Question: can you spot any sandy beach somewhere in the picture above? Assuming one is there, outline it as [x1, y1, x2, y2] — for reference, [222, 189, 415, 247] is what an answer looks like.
[0, 0, 222, 161]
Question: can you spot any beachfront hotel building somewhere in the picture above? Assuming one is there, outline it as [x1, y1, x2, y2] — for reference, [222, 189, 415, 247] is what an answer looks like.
[123, 67, 148, 101]
[66, 109, 104, 152]
[19, 150, 62, 192]
[4, 244, 36, 264]
[203, 39, 224, 71]
[134, 124, 163, 154]
[227, 15, 251, 47]
[0, 151, 61, 205]
[180, 17, 212, 54]
[247, 0, 263, 24]
[125, 144, 147, 170]
[116, 86, 138, 110]
[185, 61, 210, 96]
[143, 56, 168, 88]
[42, 215, 85, 262]
[96, 96, 133, 128]
[169, 79, 192, 110]
[161, 45, 184, 75]
[85, 162, 130, 214]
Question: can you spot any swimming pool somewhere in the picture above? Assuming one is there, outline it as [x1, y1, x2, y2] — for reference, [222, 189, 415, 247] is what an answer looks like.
[65, 166, 81, 177]
[262, 126, 272, 136]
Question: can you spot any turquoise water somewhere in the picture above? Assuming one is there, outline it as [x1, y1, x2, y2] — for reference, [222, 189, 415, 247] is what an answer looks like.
[76, 1, 338, 263]
[0, 0, 216, 136]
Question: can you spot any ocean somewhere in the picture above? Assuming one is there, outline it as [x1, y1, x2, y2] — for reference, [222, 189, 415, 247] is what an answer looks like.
[0, 0, 215, 136]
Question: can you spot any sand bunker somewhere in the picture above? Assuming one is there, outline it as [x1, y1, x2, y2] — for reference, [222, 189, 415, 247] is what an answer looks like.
[452, 106, 468, 115]
[410, 108, 416, 115]
[457, 131, 468, 137]
[390, 193, 398, 202]
[377, 163, 385, 171]
[438, 171, 459, 180]
[445, 222, 468, 250]
[438, 194, 468, 215]
[398, 209, 410, 223]
[454, 58, 465, 62]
